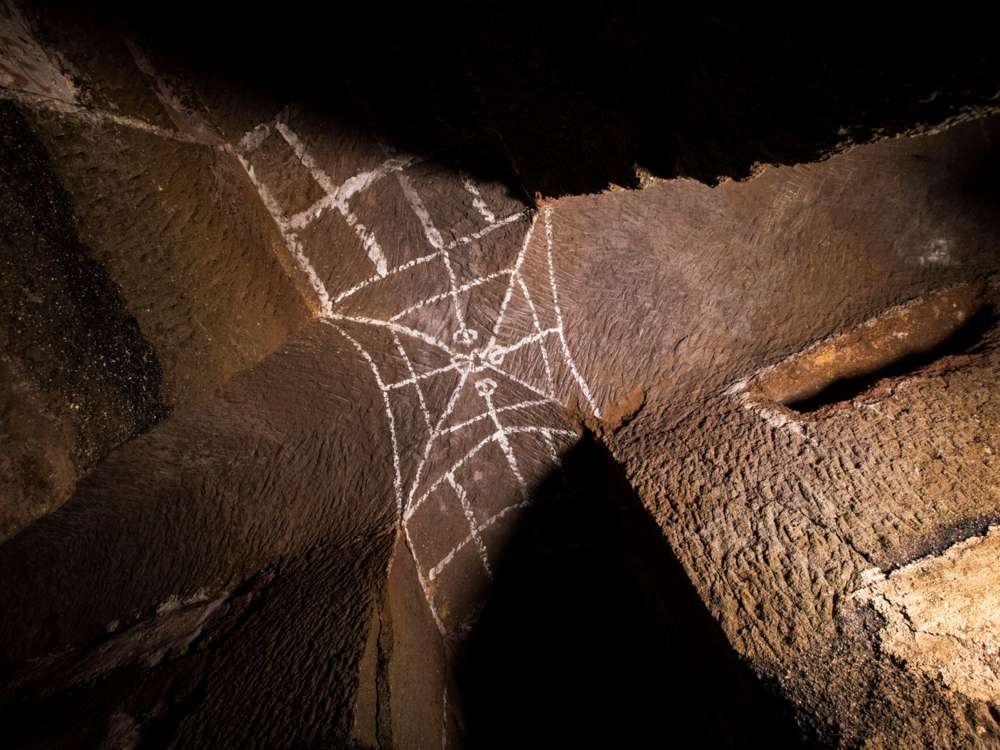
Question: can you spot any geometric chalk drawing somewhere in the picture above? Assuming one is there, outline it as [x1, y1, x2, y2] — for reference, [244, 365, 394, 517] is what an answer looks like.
[1, 19, 601, 742]
[236, 111, 602, 636]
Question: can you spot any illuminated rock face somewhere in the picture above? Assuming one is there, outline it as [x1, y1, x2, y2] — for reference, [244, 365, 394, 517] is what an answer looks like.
[1, 4, 1000, 748]
[854, 526, 1000, 707]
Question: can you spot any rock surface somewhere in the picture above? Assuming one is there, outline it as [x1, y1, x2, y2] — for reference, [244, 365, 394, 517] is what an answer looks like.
[0, 3, 999, 748]
[854, 526, 1000, 707]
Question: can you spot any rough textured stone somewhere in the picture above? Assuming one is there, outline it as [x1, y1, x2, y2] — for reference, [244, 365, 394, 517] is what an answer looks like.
[0, 10, 310, 538]
[854, 526, 1000, 706]
[750, 284, 988, 409]
[0, 101, 165, 540]
[1, 5, 999, 748]
[607, 310, 1000, 747]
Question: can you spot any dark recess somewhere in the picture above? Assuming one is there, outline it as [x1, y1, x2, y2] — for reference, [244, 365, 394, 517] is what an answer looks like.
[58, 2, 1000, 196]
[450, 432, 813, 748]
[787, 307, 997, 413]
[0, 100, 166, 466]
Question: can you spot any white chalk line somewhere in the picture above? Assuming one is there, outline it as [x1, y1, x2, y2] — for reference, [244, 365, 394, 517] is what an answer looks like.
[306, 158, 454, 636]
[491, 327, 559, 357]
[330, 314, 456, 356]
[423, 425, 576, 584]
[485, 212, 538, 353]
[26, 59, 580, 640]
[276, 120, 389, 277]
[483, 389, 528, 498]
[333, 251, 443, 304]
[396, 171, 469, 335]
[324, 322, 403, 515]
[441, 398, 552, 435]
[447, 473, 493, 579]
[461, 173, 497, 224]
[442, 683, 449, 750]
[389, 268, 514, 322]
[403, 520, 448, 636]
[516, 273, 556, 397]
[123, 39, 223, 145]
[235, 114, 412, 316]
[394, 170, 446, 249]
[505, 425, 576, 439]
[328, 211, 528, 307]
[404, 366, 472, 514]
[483, 362, 553, 403]
[398, 358, 567, 525]
[0, 85, 218, 146]
[405, 427, 496, 521]
[272, 120, 336, 195]
[543, 206, 602, 418]
[392, 332, 434, 433]
[540, 428, 563, 466]
[233, 116, 589, 639]
[444, 210, 529, 249]
[404, 422, 577, 522]
[236, 121, 271, 153]
[235, 153, 333, 316]
[383, 361, 461, 391]
[374, 318, 561, 407]
[427, 496, 532, 584]
[287, 153, 419, 231]
[393, 213, 561, 524]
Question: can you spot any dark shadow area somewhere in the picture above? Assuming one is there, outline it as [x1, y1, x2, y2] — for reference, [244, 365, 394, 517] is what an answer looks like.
[787, 305, 997, 413]
[450, 431, 814, 748]
[901, 511, 1000, 571]
[0, 566, 271, 749]
[0, 100, 166, 464]
[42, 1, 1000, 196]
[0, 641, 208, 750]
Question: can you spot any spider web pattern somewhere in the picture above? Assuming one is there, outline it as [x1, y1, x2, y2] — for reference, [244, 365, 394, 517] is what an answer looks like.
[235, 113, 601, 635]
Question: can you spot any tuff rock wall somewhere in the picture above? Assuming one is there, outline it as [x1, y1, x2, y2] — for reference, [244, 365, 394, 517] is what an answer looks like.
[1, 3, 999, 748]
